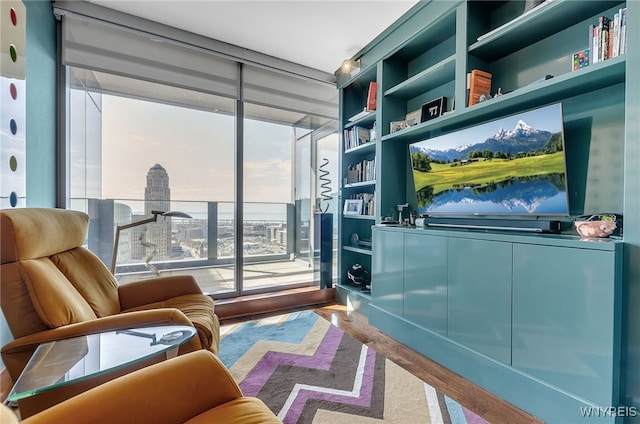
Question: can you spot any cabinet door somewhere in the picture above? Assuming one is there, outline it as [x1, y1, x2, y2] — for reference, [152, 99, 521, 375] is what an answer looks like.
[447, 238, 512, 363]
[512, 244, 620, 405]
[371, 229, 404, 316]
[403, 233, 448, 335]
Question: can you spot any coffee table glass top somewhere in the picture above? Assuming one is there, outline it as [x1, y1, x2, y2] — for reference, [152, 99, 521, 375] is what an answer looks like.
[7, 325, 196, 401]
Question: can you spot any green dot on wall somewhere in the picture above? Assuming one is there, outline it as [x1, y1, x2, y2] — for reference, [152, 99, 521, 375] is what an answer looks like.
[10, 45, 18, 62]
[10, 156, 18, 172]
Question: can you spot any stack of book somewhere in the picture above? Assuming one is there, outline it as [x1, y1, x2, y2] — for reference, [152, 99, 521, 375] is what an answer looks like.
[590, 7, 627, 64]
[346, 159, 376, 184]
[343, 126, 371, 150]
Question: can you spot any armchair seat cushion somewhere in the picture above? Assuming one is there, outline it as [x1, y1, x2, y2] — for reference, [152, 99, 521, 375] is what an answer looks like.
[122, 294, 220, 354]
[186, 398, 281, 424]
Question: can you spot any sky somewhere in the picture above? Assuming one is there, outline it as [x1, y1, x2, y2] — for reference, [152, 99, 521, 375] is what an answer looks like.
[101, 95, 294, 203]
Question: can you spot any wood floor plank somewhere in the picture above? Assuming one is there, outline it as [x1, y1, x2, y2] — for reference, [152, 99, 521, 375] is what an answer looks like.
[312, 303, 543, 424]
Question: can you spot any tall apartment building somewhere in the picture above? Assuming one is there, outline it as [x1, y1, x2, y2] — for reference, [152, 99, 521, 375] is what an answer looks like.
[131, 164, 173, 261]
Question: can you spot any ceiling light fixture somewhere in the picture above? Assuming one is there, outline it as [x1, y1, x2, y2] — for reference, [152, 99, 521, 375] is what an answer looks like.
[341, 59, 361, 76]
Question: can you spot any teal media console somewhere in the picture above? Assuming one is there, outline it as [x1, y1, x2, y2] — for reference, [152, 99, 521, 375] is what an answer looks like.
[370, 226, 622, 423]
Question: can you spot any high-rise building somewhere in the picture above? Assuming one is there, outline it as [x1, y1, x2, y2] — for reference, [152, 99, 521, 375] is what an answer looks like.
[145, 163, 170, 215]
[132, 164, 173, 261]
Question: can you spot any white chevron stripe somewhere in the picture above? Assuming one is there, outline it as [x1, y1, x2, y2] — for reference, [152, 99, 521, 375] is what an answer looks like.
[277, 343, 370, 421]
[424, 383, 445, 424]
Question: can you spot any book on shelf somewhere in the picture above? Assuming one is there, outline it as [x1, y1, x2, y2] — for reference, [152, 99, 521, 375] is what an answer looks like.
[345, 159, 376, 184]
[620, 7, 627, 55]
[351, 192, 375, 216]
[467, 69, 492, 107]
[343, 126, 371, 150]
[591, 9, 627, 65]
[366, 81, 377, 112]
[599, 16, 610, 62]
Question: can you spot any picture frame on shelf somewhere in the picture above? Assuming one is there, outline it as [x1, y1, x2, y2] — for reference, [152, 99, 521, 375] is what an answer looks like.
[390, 120, 412, 133]
[344, 199, 363, 215]
[405, 109, 421, 126]
[421, 96, 447, 122]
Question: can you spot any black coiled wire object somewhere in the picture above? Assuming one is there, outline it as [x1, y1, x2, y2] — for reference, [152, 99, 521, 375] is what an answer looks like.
[318, 158, 332, 213]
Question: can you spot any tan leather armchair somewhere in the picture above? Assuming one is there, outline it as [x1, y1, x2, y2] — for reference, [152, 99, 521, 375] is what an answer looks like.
[1, 350, 281, 424]
[0, 208, 220, 415]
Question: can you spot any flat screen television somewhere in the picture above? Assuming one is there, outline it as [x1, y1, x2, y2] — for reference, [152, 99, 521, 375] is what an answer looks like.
[409, 103, 570, 218]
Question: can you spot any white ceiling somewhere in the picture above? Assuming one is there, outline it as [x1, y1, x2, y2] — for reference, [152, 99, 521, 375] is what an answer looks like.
[87, 0, 420, 75]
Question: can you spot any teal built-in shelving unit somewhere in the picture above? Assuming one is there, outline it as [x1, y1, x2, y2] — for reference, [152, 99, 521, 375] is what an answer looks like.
[336, 1, 639, 423]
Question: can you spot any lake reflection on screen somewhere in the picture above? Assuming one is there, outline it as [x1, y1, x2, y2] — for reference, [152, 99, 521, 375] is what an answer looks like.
[416, 173, 567, 214]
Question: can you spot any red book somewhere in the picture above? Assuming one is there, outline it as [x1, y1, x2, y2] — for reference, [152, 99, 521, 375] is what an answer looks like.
[366, 81, 377, 111]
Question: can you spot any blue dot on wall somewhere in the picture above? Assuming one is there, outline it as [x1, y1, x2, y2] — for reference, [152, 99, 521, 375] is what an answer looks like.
[10, 119, 17, 135]
[10, 192, 18, 207]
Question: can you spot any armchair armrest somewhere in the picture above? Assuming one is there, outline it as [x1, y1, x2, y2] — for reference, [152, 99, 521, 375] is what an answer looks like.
[1, 308, 200, 383]
[118, 275, 203, 310]
[21, 351, 243, 424]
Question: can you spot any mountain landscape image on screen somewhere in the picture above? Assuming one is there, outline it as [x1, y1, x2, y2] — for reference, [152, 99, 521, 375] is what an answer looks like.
[409, 104, 569, 215]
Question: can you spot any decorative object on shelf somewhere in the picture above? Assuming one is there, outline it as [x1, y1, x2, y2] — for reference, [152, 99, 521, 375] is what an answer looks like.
[390, 120, 412, 133]
[525, 74, 553, 87]
[350, 233, 360, 247]
[396, 203, 409, 224]
[572, 49, 590, 71]
[111, 210, 192, 274]
[405, 109, 421, 126]
[343, 198, 363, 215]
[574, 214, 618, 238]
[421, 96, 447, 122]
[347, 263, 371, 290]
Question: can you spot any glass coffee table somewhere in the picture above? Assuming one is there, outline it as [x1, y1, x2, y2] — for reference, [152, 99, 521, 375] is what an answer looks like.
[7, 325, 196, 402]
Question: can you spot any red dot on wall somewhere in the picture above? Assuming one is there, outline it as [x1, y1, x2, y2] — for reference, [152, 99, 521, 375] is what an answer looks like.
[10, 8, 18, 26]
[10, 83, 17, 100]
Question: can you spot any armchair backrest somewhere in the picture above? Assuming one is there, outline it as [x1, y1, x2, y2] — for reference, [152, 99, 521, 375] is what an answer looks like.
[1, 208, 121, 339]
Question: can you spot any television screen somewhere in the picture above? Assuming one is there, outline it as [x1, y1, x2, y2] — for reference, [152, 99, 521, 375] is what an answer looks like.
[409, 103, 569, 216]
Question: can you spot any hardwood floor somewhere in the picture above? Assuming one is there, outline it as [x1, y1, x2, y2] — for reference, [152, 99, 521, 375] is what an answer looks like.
[311, 303, 543, 424]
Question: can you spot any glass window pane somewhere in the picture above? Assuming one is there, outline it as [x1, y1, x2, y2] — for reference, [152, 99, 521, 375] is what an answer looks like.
[68, 69, 236, 295]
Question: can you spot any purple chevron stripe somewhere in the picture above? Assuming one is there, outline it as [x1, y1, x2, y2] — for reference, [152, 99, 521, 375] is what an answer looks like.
[463, 406, 490, 424]
[281, 345, 378, 424]
[240, 324, 344, 396]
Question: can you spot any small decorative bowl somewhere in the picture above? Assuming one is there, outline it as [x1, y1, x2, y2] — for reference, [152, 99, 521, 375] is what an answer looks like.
[574, 214, 617, 238]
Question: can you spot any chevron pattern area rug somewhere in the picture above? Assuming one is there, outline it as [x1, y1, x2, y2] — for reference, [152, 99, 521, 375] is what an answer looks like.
[219, 310, 490, 424]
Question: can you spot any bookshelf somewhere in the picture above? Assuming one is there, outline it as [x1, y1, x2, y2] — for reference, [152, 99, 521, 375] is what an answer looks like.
[337, 0, 636, 422]
[337, 66, 377, 304]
